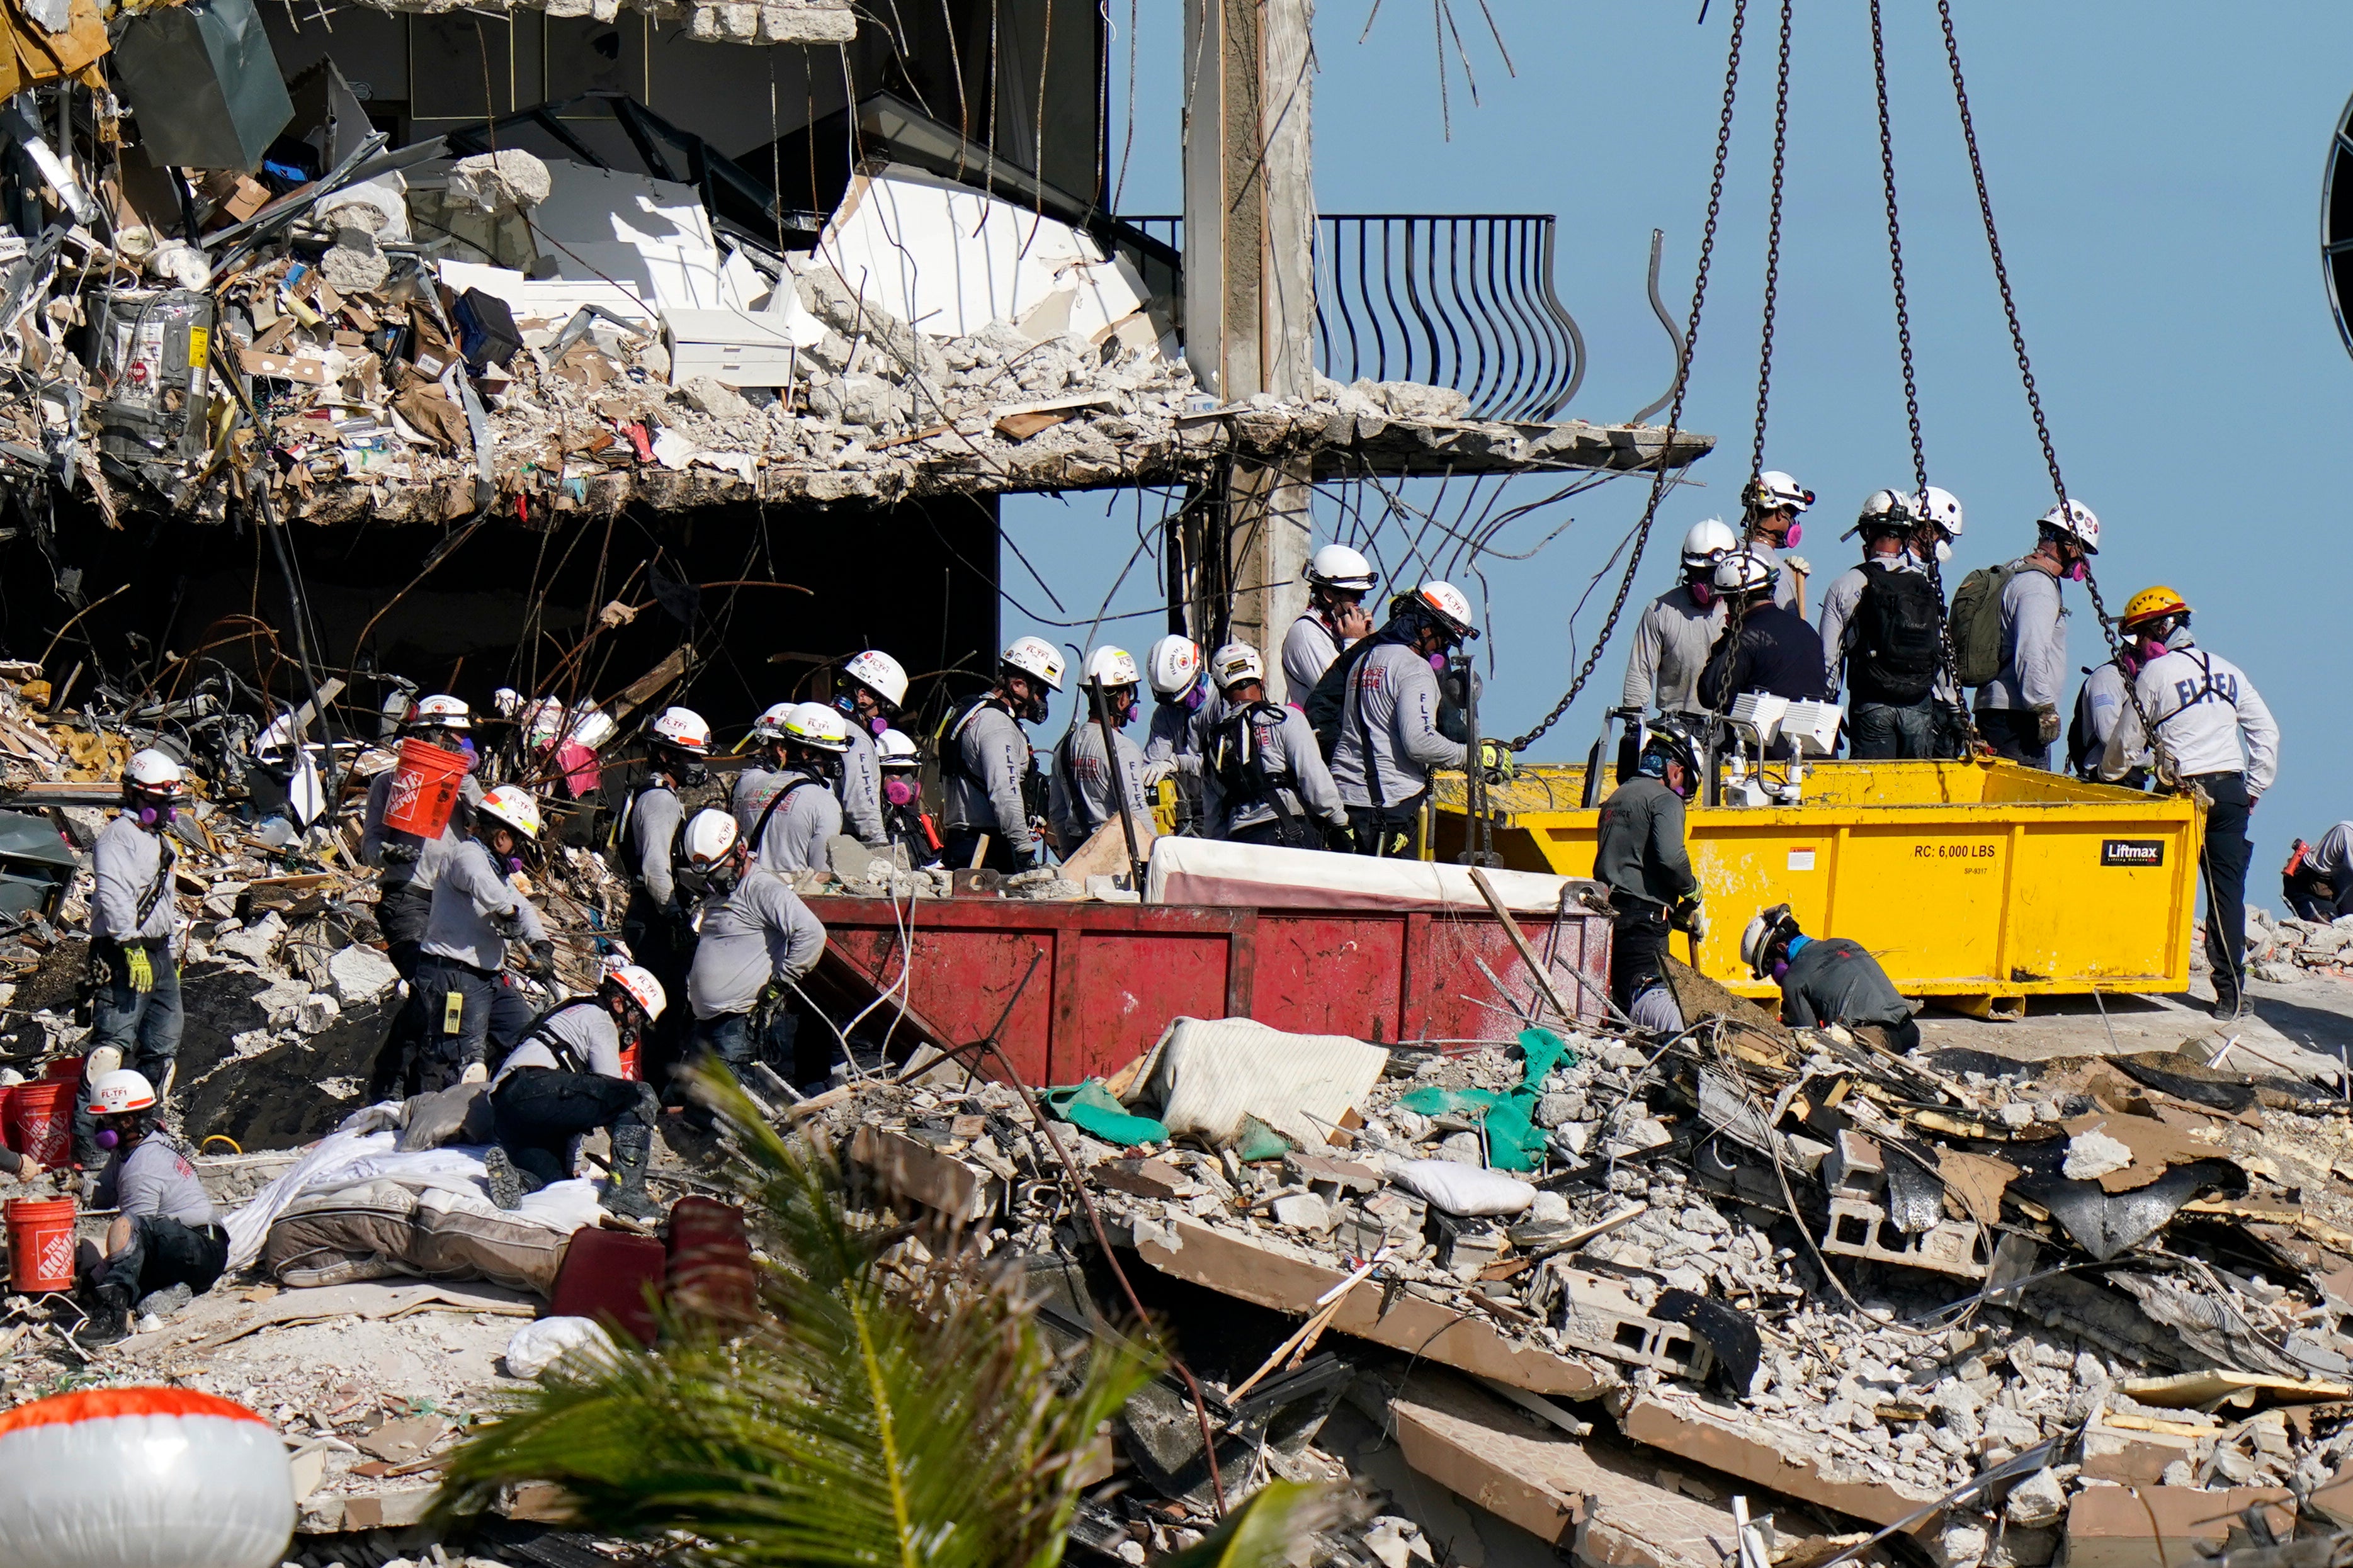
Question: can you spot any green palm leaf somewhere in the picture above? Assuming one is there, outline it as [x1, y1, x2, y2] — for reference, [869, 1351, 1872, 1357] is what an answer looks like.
[435, 1066, 1154, 1568]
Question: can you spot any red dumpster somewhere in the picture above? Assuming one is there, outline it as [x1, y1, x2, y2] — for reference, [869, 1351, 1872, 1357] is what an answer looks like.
[808, 895, 1611, 1088]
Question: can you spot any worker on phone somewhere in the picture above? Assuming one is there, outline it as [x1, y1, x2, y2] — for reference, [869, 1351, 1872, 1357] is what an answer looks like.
[1283, 544, 1380, 699]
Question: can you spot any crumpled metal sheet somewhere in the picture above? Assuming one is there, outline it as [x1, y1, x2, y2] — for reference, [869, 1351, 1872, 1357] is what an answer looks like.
[1881, 1140, 1948, 1235]
[2107, 1271, 2305, 1380]
[2011, 1158, 2245, 1262]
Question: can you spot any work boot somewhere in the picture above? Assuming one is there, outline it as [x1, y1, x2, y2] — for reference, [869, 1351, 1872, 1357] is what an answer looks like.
[77, 1286, 132, 1347]
[484, 1146, 525, 1211]
[602, 1122, 663, 1223]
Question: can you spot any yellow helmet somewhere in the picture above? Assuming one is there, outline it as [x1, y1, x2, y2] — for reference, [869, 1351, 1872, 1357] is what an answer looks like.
[2119, 585, 2191, 629]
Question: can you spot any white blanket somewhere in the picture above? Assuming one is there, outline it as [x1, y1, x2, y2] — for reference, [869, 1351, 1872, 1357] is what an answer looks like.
[224, 1127, 603, 1272]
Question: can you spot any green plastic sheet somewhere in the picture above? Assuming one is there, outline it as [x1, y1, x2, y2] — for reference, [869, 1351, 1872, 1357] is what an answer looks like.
[1392, 1028, 1577, 1172]
[1043, 1078, 1169, 1149]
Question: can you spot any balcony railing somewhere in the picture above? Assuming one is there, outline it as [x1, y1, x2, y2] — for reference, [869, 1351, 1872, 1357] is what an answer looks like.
[1113, 214, 1587, 422]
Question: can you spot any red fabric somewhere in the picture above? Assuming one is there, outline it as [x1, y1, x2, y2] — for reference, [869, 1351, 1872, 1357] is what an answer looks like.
[550, 1227, 667, 1346]
[666, 1197, 756, 1325]
[554, 741, 601, 800]
[0, 1387, 266, 1437]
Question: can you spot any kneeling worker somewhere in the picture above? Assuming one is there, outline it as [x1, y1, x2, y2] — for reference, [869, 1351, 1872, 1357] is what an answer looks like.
[1203, 643, 1349, 849]
[1594, 718, 1704, 1033]
[1741, 905, 1919, 1052]
[483, 964, 669, 1221]
[2286, 823, 2353, 923]
[75, 1069, 225, 1344]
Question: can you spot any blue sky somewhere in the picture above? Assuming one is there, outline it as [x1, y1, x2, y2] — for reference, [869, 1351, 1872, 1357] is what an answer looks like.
[1001, 3, 2353, 884]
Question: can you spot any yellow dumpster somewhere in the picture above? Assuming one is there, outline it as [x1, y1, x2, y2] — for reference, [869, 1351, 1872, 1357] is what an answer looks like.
[1429, 759, 2204, 1016]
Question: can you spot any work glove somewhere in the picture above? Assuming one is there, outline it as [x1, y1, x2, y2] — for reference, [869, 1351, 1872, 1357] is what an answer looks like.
[1670, 898, 1706, 940]
[494, 910, 530, 943]
[459, 1062, 487, 1086]
[125, 946, 155, 995]
[2033, 704, 2061, 747]
[380, 842, 421, 867]
[528, 939, 557, 981]
[1784, 554, 1813, 578]
[1478, 742, 1515, 779]
[1324, 820, 1356, 854]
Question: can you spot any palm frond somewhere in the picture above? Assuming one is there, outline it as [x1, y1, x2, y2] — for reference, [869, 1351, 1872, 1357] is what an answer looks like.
[436, 1064, 1156, 1568]
[1156, 1482, 1345, 1568]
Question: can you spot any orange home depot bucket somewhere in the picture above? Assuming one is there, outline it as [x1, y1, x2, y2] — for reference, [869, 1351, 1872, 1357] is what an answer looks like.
[382, 738, 468, 838]
[618, 1042, 640, 1081]
[6, 1197, 77, 1291]
[8, 1082, 73, 1168]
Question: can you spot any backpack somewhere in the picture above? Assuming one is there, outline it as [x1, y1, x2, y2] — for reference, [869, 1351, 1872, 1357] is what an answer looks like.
[1305, 637, 1377, 760]
[1948, 562, 2020, 690]
[1208, 701, 1297, 811]
[1850, 562, 1945, 705]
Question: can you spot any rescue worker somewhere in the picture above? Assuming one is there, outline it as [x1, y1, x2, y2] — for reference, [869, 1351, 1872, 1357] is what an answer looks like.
[942, 637, 1064, 872]
[361, 695, 482, 979]
[1970, 500, 2098, 767]
[2069, 650, 2144, 784]
[833, 650, 907, 851]
[1202, 642, 1349, 849]
[1330, 582, 1492, 857]
[732, 701, 796, 832]
[76, 750, 191, 1170]
[1697, 552, 1829, 713]
[1818, 492, 1944, 759]
[1282, 544, 1380, 698]
[2286, 824, 2353, 923]
[2099, 586, 2279, 1020]
[875, 728, 939, 866]
[1594, 718, 1704, 1034]
[616, 706, 708, 1086]
[1739, 470, 1813, 614]
[74, 1069, 226, 1345]
[481, 965, 668, 1222]
[1741, 904, 1920, 1051]
[1144, 635, 1216, 830]
[1621, 519, 1737, 718]
[1051, 645, 1153, 851]
[749, 703, 849, 874]
[1909, 485, 1973, 755]
[407, 785, 556, 1093]
[679, 809, 827, 1100]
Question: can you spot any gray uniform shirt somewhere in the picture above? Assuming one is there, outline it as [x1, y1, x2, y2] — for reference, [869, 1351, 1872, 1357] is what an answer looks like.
[1621, 585, 1729, 715]
[1594, 776, 1699, 908]
[99, 1134, 213, 1225]
[627, 782, 683, 906]
[362, 760, 484, 895]
[1281, 613, 1347, 701]
[2101, 639, 2279, 794]
[494, 1001, 624, 1083]
[732, 766, 778, 834]
[421, 840, 548, 971]
[2306, 823, 2353, 882]
[1330, 641, 1470, 808]
[93, 816, 176, 945]
[753, 769, 843, 874]
[688, 869, 826, 1019]
[1746, 540, 1805, 614]
[1818, 553, 1922, 698]
[1780, 936, 1912, 1030]
[1205, 703, 1347, 836]
[837, 725, 887, 848]
[2072, 662, 2130, 777]
[1049, 721, 1152, 848]
[1976, 561, 2067, 712]
[1145, 698, 1211, 777]
[943, 700, 1036, 855]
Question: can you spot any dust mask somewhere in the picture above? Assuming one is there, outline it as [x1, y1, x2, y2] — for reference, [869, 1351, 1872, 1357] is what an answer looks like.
[884, 777, 917, 808]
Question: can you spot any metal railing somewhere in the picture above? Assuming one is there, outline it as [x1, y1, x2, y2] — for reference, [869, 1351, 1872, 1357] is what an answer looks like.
[1115, 214, 1586, 422]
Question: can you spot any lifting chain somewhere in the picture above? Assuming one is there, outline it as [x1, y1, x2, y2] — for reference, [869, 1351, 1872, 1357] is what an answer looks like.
[1871, 0, 1971, 744]
[1936, 0, 2172, 782]
[1504, 0, 1750, 753]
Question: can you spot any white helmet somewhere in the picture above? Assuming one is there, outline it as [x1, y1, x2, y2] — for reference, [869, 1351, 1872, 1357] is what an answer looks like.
[648, 706, 711, 755]
[1914, 485, 1964, 538]
[1745, 471, 1815, 514]
[681, 808, 740, 866]
[1083, 645, 1142, 691]
[604, 963, 667, 1023]
[1412, 581, 1479, 641]
[410, 694, 472, 731]
[1147, 635, 1204, 698]
[85, 1068, 157, 1115]
[842, 650, 909, 711]
[1742, 903, 1799, 980]
[1210, 642, 1264, 691]
[1305, 543, 1378, 592]
[876, 728, 921, 769]
[1713, 550, 1780, 596]
[747, 701, 796, 743]
[125, 748, 188, 799]
[783, 702, 853, 753]
[1001, 636, 1066, 692]
[1847, 488, 1919, 539]
[477, 784, 543, 841]
[1679, 517, 1739, 570]
[2038, 499, 2099, 555]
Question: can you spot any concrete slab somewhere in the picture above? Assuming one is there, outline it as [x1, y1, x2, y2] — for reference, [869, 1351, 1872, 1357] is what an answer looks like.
[1918, 967, 2353, 1079]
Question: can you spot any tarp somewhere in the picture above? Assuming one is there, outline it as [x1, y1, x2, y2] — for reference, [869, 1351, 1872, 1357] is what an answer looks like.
[1145, 835, 1599, 917]
[1133, 1016, 1387, 1151]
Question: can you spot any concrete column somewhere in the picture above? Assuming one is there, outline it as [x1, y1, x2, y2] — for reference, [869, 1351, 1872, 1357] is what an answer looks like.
[1182, 0, 1315, 697]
